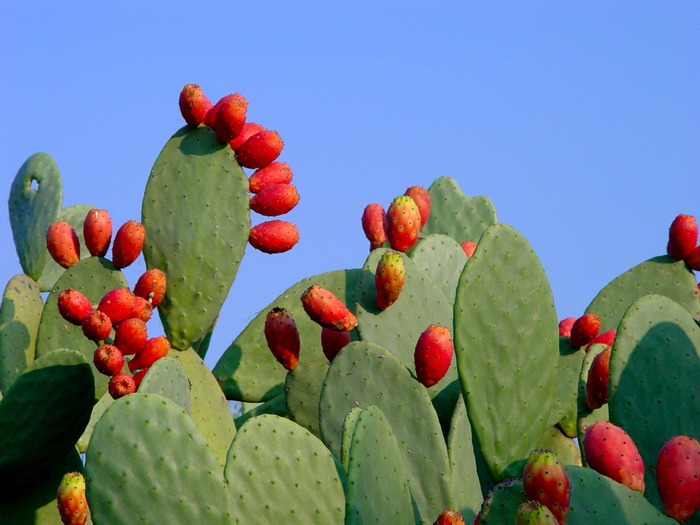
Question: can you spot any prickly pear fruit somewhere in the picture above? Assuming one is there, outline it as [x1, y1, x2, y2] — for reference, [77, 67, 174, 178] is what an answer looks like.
[558, 317, 576, 338]
[112, 220, 145, 269]
[584, 329, 616, 352]
[522, 449, 570, 524]
[57, 288, 92, 325]
[361, 203, 388, 250]
[230, 122, 266, 151]
[205, 93, 241, 128]
[405, 186, 431, 227]
[583, 421, 645, 493]
[516, 501, 559, 525]
[56, 471, 89, 525]
[667, 214, 698, 260]
[248, 161, 293, 193]
[81, 311, 112, 342]
[127, 336, 171, 371]
[434, 510, 465, 525]
[321, 327, 351, 362]
[249, 220, 299, 254]
[114, 318, 148, 355]
[83, 208, 112, 257]
[375, 251, 405, 310]
[387, 195, 421, 252]
[46, 221, 81, 268]
[108, 372, 136, 399]
[133, 367, 149, 389]
[249, 183, 300, 216]
[585, 347, 611, 410]
[569, 313, 600, 348]
[179, 84, 213, 128]
[414, 324, 453, 387]
[460, 241, 477, 259]
[214, 93, 248, 143]
[263, 308, 300, 371]
[133, 268, 167, 307]
[301, 285, 357, 331]
[236, 130, 284, 169]
[656, 435, 700, 523]
[93, 344, 124, 376]
[684, 246, 700, 271]
[98, 288, 135, 324]
[131, 296, 153, 323]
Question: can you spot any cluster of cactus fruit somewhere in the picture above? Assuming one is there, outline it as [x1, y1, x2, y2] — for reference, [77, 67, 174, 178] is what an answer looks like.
[0, 85, 698, 525]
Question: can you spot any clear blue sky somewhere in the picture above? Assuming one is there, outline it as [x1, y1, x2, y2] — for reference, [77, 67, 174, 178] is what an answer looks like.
[1, 3, 698, 371]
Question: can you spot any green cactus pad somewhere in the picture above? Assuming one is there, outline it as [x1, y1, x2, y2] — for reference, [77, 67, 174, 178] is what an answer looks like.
[0, 274, 42, 393]
[35, 256, 127, 399]
[355, 248, 457, 398]
[586, 255, 700, 332]
[608, 294, 700, 515]
[77, 390, 113, 454]
[344, 406, 414, 525]
[234, 394, 286, 428]
[142, 126, 250, 350]
[284, 360, 329, 438]
[168, 347, 236, 470]
[224, 414, 345, 524]
[0, 349, 93, 486]
[478, 478, 525, 525]
[420, 176, 497, 244]
[213, 269, 361, 402]
[86, 393, 231, 525]
[447, 395, 482, 524]
[340, 406, 363, 471]
[137, 357, 191, 413]
[575, 342, 609, 465]
[9, 153, 63, 281]
[546, 337, 585, 432]
[537, 426, 581, 466]
[318, 341, 453, 523]
[454, 223, 558, 480]
[408, 234, 467, 304]
[38, 203, 94, 292]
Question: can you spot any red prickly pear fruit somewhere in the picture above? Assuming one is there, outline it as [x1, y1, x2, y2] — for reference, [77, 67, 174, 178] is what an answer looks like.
[585, 329, 616, 352]
[263, 308, 300, 371]
[214, 94, 248, 143]
[558, 317, 576, 338]
[375, 251, 405, 310]
[301, 285, 357, 331]
[583, 421, 645, 493]
[112, 220, 145, 269]
[83, 209, 112, 257]
[522, 449, 571, 524]
[133, 367, 149, 389]
[249, 220, 299, 254]
[230, 122, 266, 151]
[236, 130, 284, 169]
[684, 246, 700, 271]
[56, 471, 89, 525]
[249, 162, 293, 194]
[414, 324, 453, 387]
[656, 435, 700, 522]
[131, 296, 153, 323]
[57, 288, 92, 325]
[179, 84, 213, 128]
[249, 183, 300, 217]
[585, 347, 611, 410]
[81, 311, 112, 342]
[114, 318, 148, 355]
[667, 214, 698, 260]
[387, 195, 422, 252]
[108, 372, 136, 399]
[128, 336, 171, 371]
[46, 221, 80, 268]
[98, 288, 135, 324]
[433, 510, 465, 524]
[133, 268, 167, 307]
[204, 93, 240, 128]
[515, 501, 559, 525]
[404, 186, 431, 227]
[569, 313, 600, 348]
[460, 241, 477, 259]
[361, 203, 388, 251]
[321, 327, 351, 362]
[93, 344, 124, 376]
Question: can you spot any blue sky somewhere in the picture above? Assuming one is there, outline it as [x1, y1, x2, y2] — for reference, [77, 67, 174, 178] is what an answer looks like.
[1, 3, 698, 370]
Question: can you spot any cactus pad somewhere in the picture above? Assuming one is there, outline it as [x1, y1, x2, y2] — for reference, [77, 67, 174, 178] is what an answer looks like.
[137, 356, 191, 413]
[284, 360, 329, 438]
[447, 395, 482, 523]
[409, 234, 467, 303]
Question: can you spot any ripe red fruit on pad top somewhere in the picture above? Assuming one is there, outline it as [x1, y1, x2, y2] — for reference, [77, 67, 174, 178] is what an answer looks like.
[569, 313, 600, 348]
[214, 94, 248, 143]
[93, 344, 124, 376]
[667, 214, 698, 261]
[433, 509, 465, 524]
[264, 307, 300, 371]
[230, 122, 265, 151]
[585, 329, 616, 353]
[361, 203, 388, 251]
[57, 288, 92, 325]
[375, 251, 405, 310]
[56, 471, 89, 525]
[131, 296, 153, 323]
[236, 130, 284, 169]
[83, 208, 112, 257]
[414, 324, 453, 387]
[522, 449, 571, 524]
[128, 336, 171, 372]
[460, 241, 477, 259]
[133, 268, 167, 307]
[249, 220, 299, 254]
[404, 186, 431, 227]
[656, 435, 700, 523]
[300, 285, 357, 331]
[114, 318, 148, 355]
[112, 220, 145, 269]
[108, 372, 136, 399]
[98, 288, 135, 324]
[585, 347, 611, 410]
[583, 421, 645, 493]
[558, 317, 576, 338]
[133, 367, 149, 389]
[81, 311, 112, 342]
[387, 195, 421, 252]
[179, 84, 213, 128]
[248, 162, 293, 194]
[321, 327, 351, 362]
[249, 184, 300, 217]
[46, 221, 80, 268]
